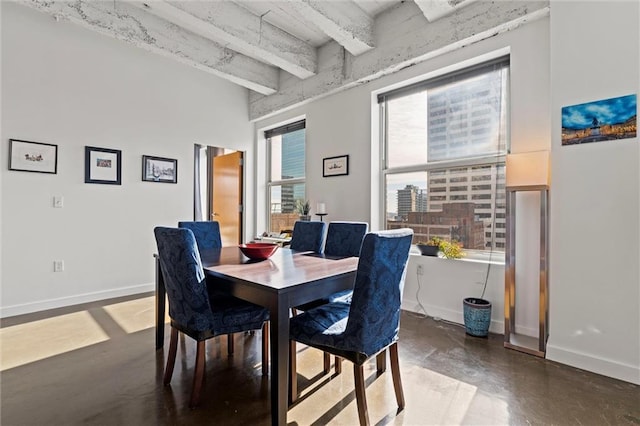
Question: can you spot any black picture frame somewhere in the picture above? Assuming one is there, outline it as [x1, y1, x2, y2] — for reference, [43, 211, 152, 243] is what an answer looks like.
[323, 155, 349, 177]
[9, 139, 58, 174]
[142, 155, 178, 183]
[85, 146, 122, 185]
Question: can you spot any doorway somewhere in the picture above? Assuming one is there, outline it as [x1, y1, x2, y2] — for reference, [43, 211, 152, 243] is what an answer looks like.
[194, 145, 244, 246]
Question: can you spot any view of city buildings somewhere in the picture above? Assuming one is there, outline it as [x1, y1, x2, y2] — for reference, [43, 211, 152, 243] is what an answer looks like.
[268, 127, 305, 232]
[387, 164, 506, 250]
[385, 66, 508, 251]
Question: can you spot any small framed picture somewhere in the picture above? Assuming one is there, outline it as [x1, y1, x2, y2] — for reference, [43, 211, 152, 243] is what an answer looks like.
[142, 155, 177, 183]
[9, 139, 58, 174]
[323, 155, 349, 177]
[85, 146, 122, 185]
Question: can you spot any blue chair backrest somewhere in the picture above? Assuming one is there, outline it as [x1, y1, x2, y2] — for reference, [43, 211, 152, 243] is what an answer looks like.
[178, 221, 222, 251]
[289, 221, 327, 253]
[343, 229, 413, 356]
[324, 222, 369, 257]
[154, 227, 216, 332]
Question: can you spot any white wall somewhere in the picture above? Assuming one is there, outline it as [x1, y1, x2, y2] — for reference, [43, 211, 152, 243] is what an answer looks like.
[0, 3, 254, 316]
[254, 18, 551, 336]
[547, 1, 639, 384]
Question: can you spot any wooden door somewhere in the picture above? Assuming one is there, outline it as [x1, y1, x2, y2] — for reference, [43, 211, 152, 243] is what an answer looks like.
[212, 151, 243, 246]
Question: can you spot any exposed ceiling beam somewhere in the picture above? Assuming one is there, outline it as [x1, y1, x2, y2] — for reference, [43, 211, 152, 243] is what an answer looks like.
[249, 0, 550, 120]
[414, 0, 477, 22]
[134, 1, 317, 79]
[287, 0, 374, 56]
[22, 0, 279, 95]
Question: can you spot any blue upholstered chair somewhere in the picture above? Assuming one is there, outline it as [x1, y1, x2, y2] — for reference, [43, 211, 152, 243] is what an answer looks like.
[289, 229, 413, 425]
[154, 227, 269, 408]
[292, 221, 369, 373]
[320, 221, 369, 305]
[306, 221, 369, 371]
[324, 221, 369, 257]
[178, 221, 222, 251]
[289, 221, 327, 253]
[297, 222, 369, 309]
[178, 220, 239, 352]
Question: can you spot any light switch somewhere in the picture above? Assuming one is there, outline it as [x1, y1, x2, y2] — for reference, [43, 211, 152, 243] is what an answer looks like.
[53, 196, 64, 208]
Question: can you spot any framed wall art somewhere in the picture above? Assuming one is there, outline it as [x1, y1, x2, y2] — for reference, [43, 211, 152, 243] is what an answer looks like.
[142, 155, 177, 183]
[561, 94, 637, 146]
[9, 139, 58, 174]
[85, 146, 122, 185]
[323, 155, 349, 177]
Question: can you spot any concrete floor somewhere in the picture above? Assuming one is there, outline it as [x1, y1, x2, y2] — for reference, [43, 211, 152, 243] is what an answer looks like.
[1, 293, 638, 425]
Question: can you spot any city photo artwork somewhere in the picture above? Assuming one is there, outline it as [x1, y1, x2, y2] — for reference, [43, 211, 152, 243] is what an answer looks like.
[561, 94, 636, 146]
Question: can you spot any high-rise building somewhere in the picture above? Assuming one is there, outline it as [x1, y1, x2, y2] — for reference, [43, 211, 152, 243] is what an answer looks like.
[280, 129, 305, 212]
[427, 165, 505, 249]
[397, 185, 426, 220]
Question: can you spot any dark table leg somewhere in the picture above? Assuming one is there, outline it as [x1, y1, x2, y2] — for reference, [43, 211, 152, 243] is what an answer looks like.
[155, 257, 166, 350]
[269, 296, 290, 426]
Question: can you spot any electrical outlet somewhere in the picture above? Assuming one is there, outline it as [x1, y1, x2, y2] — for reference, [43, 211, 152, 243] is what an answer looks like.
[417, 265, 424, 276]
[53, 260, 64, 272]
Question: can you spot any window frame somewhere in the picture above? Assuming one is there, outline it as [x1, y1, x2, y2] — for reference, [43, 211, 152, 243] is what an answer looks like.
[265, 119, 306, 232]
[379, 58, 510, 259]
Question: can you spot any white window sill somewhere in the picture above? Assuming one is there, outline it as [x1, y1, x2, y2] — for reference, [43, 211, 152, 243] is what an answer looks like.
[410, 248, 505, 265]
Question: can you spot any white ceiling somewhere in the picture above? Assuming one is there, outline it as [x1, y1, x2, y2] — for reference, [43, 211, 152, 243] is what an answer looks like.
[18, 0, 550, 119]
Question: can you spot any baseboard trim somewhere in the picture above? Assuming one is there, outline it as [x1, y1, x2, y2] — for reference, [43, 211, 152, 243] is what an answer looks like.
[402, 299, 504, 335]
[0, 283, 155, 318]
[546, 343, 640, 385]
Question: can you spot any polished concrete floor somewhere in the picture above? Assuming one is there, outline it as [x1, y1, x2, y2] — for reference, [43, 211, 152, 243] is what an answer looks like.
[1, 293, 638, 425]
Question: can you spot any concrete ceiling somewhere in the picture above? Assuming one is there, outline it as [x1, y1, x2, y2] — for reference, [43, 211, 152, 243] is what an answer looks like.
[18, 0, 550, 120]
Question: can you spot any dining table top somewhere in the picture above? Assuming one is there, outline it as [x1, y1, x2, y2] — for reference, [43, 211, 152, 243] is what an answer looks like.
[200, 246, 360, 291]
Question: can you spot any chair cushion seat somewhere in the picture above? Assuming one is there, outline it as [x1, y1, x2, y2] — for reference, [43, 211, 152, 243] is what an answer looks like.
[210, 295, 269, 335]
[290, 302, 374, 364]
[294, 289, 353, 311]
[173, 294, 269, 341]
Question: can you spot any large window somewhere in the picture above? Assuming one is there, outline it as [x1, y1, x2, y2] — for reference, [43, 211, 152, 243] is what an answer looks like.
[266, 120, 306, 233]
[380, 58, 509, 253]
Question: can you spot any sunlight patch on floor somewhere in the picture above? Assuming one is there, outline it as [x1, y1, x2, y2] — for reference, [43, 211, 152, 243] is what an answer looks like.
[0, 311, 109, 371]
[286, 356, 507, 426]
[102, 296, 158, 334]
[400, 365, 478, 425]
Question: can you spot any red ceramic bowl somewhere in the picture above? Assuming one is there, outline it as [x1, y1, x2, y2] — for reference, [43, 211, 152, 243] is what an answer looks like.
[239, 243, 279, 260]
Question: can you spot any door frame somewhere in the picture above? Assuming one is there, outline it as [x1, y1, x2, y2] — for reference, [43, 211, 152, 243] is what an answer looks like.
[195, 144, 245, 243]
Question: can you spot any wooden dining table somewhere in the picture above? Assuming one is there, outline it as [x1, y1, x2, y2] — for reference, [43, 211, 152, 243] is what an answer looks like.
[154, 246, 359, 426]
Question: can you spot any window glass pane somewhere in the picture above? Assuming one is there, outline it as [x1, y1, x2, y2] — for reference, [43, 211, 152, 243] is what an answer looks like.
[386, 172, 428, 223]
[386, 164, 505, 251]
[386, 92, 428, 168]
[428, 67, 508, 162]
[382, 60, 509, 254]
[269, 128, 305, 181]
[269, 183, 305, 233]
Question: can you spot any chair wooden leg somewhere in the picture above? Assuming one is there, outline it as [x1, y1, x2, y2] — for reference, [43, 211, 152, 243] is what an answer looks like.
[189, 340, 206, 408]
[163, 327, 179, 385]
[261, 322, 269, 376]
[289, 340, 298, 404]
[323, 352, 331, 374]
[376, 351, 386, 373]
[389, 343, 405, 409]
[335, 356, 342, 374]
[227, 333, 234, 355]
[354, 364, 370, 426]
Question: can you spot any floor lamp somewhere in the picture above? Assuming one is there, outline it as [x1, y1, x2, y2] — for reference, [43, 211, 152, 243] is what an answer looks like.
[504, 151, 550, 357]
